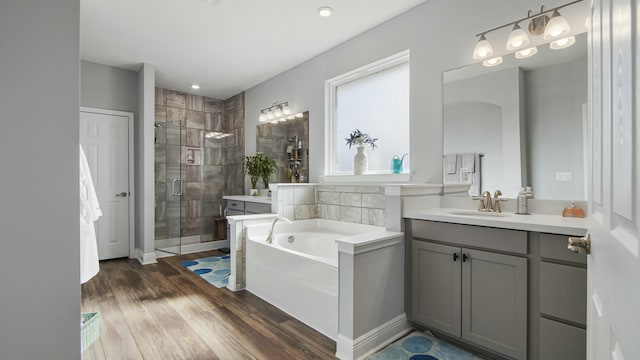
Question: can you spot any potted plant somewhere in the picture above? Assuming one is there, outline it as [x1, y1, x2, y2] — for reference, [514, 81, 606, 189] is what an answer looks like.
[259, 154, 277, 195]
[243, 154, 262, 196]
[345, 129, 378, 175]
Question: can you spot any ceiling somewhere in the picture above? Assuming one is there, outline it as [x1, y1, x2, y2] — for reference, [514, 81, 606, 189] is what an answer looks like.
[80, 0, 428, 100]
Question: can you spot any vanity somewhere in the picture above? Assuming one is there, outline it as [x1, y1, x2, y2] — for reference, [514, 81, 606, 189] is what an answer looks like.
[404, 209, 587, 360]
[223, 195, 272, 216]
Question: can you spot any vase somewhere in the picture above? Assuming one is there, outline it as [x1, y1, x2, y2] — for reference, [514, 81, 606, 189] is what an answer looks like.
[353, 146, 368, 175]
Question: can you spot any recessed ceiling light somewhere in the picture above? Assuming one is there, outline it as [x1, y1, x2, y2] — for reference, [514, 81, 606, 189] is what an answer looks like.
[317, 6, 333, 17]
[191, 84, 200, 90]
[202, 0, 218, 5]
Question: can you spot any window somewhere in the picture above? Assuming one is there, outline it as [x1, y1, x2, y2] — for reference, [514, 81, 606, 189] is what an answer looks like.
[325, 50, 410, 177]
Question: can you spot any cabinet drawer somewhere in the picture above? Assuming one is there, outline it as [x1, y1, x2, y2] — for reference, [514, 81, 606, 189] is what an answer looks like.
[540, 262, 586, 326]
[226, 200, 245, 212]
[540, 233, 587, 265]
[539, 317, 586, 360]
[410, 220, 527, 255]
[245, 201, 271, 214]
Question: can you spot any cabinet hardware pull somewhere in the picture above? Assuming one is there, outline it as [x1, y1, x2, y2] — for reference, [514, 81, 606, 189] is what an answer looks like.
[453, 253, 459, 261]
[462, 253, 469, 262]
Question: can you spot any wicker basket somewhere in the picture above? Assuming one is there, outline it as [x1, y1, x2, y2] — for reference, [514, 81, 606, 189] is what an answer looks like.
[81, 312, 100, 353]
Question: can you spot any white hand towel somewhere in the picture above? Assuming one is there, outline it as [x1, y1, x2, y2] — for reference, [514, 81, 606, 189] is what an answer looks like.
[80, 145, 102, 284]
[445, 153, 458, 174]
[461, 153, 475, 173]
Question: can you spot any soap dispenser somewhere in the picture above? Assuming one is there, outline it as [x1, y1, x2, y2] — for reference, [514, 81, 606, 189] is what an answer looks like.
[562, 202, 585, 218]
[516, 187, 529, 215]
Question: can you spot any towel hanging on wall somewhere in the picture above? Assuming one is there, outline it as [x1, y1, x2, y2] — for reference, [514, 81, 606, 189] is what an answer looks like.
[80, 144, 102, 284]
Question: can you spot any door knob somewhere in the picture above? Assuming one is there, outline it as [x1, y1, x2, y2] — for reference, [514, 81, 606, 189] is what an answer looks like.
[568, 234, 591, 255]
[116, 192, 128, 197]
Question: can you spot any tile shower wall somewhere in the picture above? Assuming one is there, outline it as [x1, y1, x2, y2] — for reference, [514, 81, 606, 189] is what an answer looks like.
[155, 88, 244, 241]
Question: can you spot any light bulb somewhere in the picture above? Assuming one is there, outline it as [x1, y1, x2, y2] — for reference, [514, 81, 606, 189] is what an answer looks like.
[282, 103, 292, 115]
[550, 36, 576, 49]
[258, 112, 267, 122]
[274, 106, 283, 118]
[266, 110, 274, 120]
[191, 84, 200, 90]
[482, 56, 503, 67]
[506, 24, 530, 50]
[317, 6, 333, 17]
[544, 10, 571, 40]
[515, 47, 538, 59]
[473, 34, 493, 60]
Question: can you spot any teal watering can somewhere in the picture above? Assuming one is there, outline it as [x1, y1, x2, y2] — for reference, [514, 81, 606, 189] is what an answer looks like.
[392, 154, 408, 174]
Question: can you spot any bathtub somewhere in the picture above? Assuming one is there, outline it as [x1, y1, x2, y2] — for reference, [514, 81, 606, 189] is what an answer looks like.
[245, 218, 386, 340]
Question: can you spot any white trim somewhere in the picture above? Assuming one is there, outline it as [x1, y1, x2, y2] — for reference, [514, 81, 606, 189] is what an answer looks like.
[384, 183, 443, 196]
[337, 232, 403, 255]
[321, 174, 411, 184]
[155, 239, 230, 257]
[80, 106, 136, 259]
[335, 313, 411, 360]
[135, 248, 157, 265]
[324, 50, 411, 177]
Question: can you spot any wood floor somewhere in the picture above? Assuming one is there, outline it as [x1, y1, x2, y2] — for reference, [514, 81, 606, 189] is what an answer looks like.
[81, 251, 336, 360]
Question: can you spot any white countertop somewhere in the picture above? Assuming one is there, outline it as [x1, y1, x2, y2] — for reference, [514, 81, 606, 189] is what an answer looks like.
[223, 195, 272, 204]
[404, 208, 589, 236]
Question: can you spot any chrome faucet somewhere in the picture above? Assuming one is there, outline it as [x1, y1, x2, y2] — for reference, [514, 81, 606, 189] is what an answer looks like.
[266, 216, 292, 243]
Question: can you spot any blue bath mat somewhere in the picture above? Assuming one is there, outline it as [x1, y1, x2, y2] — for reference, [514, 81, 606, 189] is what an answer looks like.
[180, 255, 230, 288]
[367, 331, 483, 360]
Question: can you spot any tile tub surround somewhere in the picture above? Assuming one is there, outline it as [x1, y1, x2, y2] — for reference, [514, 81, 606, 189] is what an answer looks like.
[270, 184, 387, 226]
[155, 88, 245, 243]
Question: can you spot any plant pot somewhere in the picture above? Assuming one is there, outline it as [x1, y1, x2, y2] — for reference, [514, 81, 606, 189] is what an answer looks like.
[249, 189, 259, 196]
[353, 146, 368, 175]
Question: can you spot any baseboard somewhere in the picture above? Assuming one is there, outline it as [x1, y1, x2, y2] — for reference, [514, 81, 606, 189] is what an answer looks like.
[336, 313, 411, 360]
[226, 275, 245, 292]
[135, 248, 157, 265]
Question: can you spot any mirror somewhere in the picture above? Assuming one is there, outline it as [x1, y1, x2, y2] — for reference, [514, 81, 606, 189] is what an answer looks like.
[443, 32, 588, 200]
[256, 111, 309, 183]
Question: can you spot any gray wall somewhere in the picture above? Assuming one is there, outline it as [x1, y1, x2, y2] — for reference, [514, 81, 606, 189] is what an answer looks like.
[525, 56, 588, 200]
[81, 60, 138, 113]
[0, 0, 81, 358]
[244, 0, 550, 184]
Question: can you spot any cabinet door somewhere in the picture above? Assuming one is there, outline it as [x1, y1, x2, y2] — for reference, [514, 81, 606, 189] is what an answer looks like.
[411, 240, 461, 337]
[461, 249, 527, 360]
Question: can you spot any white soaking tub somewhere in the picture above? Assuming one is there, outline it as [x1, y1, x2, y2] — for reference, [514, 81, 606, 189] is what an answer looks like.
[245, 218, 386, 340]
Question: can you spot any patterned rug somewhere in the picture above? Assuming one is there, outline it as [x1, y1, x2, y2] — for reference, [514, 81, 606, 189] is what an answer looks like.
[180, 255, 230, 288]
[367, 331, 483, 360]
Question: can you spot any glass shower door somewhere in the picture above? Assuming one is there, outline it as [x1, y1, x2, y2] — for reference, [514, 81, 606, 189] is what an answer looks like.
[155, 120, 183, 255]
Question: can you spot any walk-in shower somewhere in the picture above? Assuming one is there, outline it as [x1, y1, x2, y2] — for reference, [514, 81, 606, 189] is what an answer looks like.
[154, 89, 244, 255]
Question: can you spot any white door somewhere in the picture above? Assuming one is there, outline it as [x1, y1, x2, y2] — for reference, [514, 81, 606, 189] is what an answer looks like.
[80, 109, 132, 260]
[587, 0, 640, 358]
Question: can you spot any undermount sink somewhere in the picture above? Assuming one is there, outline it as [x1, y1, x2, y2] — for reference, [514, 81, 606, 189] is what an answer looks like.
[448, 209, 513, 217]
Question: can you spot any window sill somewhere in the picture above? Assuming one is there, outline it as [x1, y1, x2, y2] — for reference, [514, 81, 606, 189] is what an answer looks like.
[320, 173, 411, 184]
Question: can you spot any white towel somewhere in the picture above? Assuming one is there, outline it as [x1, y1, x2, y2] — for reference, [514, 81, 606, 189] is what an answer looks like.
[461, 153, 475, 173]
[80, 145, 102, 284]
[445, 153, 458, 174]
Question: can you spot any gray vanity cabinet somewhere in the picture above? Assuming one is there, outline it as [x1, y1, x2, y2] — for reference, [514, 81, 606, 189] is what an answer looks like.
[412, 241, 461, 336]
[410, 220, 528, 360]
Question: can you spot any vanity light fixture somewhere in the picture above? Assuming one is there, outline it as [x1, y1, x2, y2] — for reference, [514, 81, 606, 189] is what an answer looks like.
[506, 23, 529, 50]
[258, 102, 297, 123]
[473, 34, 494, 60]
[515, 46, 538, 59]
[472, 0, 582, 60]
[483, 56, 503, 67]
[550, 35, 576, 49]
[317, 6, 333, 17]
[544, 10, 571, 40]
